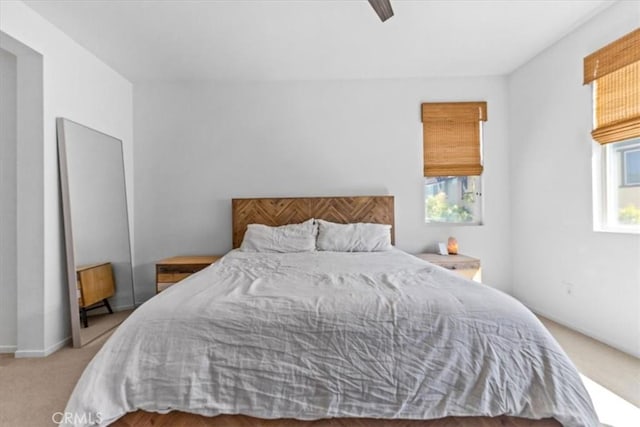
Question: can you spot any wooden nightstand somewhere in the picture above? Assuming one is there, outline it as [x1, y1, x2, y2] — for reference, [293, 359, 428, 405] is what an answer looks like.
[76, 262, 115, 327]
[415, 253, 481, 282]
[156, 255, 222, 293]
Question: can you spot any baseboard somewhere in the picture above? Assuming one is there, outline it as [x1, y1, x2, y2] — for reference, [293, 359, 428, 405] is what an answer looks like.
[14, 336, 71, 358]
[14, 349, 44, 358]
[525, 303, 640, 359]
[44, 336, 72, 356]
[0, 344, 17, 354]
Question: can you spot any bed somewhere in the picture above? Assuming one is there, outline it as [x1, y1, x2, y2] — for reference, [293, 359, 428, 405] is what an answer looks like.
[63, 196, 598, 427]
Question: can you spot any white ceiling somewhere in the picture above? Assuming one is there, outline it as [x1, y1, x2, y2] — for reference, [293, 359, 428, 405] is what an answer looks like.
[24, 0, 613, 83]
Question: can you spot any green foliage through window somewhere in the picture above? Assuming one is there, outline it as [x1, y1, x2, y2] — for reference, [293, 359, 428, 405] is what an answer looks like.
[619, 204, 640, 224]
[425, 192, 473, 223]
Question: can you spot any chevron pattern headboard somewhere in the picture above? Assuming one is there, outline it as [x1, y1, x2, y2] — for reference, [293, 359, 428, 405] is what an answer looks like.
[232, 196, 395, 248]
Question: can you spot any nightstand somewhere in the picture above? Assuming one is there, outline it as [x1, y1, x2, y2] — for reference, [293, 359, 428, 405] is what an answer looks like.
[415, 253, 481, 282]
[156, 255, 222, 293]
[76, 262, 115, 327]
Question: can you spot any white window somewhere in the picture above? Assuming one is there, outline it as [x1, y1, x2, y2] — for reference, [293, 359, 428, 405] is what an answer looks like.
[424, 176, 482, 224]
[420, 102, 486, 225]
[583, 29, 640, 234]
[595, 138, 640, 232]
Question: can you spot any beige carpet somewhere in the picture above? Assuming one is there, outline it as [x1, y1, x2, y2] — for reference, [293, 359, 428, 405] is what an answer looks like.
[0, 331, 112, 427]
[0, 316, 637, 427]
[539, 317, 639, 408]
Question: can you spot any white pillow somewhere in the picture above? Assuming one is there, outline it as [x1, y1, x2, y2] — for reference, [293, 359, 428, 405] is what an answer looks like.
[240, 219, 317, 253]
[316, 220, 392, 252]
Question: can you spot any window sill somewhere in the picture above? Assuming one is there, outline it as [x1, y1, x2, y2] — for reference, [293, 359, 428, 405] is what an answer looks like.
[425, 221, 484, 226]
[594, 225, 640, 235]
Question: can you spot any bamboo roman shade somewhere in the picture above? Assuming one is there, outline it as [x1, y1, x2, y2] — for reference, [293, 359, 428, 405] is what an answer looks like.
[421, 102, 487, 176]
[584, 28, 640, 145]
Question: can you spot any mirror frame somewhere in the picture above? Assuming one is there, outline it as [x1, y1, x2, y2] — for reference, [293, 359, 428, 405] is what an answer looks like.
[57, 117, 134, 348]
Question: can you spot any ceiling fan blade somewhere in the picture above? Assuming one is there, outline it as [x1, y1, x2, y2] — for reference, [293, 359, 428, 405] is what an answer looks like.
[368, 0, 394, 22]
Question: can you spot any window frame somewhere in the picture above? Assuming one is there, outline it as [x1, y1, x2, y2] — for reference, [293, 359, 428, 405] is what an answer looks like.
[422, 113, 485, 226]
[593, 138, 640, 234]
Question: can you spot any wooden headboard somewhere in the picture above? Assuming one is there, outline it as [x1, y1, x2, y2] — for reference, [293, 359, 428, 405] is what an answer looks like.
[232, 196, 395, 248]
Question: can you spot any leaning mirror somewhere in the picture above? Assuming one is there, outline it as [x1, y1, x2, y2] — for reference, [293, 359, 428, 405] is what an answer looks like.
[57, 118, 135, 348]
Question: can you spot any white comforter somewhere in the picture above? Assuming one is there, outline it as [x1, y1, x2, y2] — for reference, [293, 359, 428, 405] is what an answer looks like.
[64, 249, 598, 426]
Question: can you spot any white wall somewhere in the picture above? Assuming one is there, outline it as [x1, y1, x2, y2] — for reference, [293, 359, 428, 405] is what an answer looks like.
[508, 1, 640, 357]
[133, 77, 511, 302]
[0, 1, 134, 356]
[0, 31, 44, 357]
[0, 48, 18, 352]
